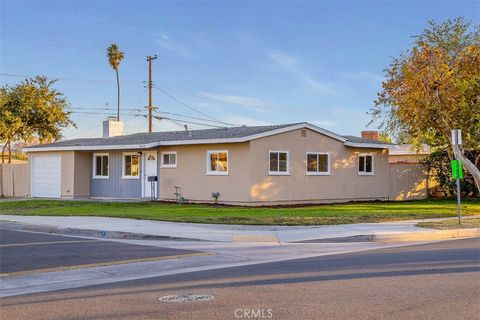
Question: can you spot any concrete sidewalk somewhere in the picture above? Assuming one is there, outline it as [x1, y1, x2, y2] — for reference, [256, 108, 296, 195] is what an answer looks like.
[1, 214, 478, 243]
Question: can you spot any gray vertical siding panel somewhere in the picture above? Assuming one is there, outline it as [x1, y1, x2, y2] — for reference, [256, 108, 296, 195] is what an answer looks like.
[91, 151, 142, 198]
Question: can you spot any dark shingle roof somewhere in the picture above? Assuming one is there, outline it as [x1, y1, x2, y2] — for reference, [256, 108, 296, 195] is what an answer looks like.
[25, 123, 394, 151]
[30, 123, 299, 149]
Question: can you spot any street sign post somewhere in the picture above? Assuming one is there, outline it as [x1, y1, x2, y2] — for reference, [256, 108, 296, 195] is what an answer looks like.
[451, 129, 462, 224]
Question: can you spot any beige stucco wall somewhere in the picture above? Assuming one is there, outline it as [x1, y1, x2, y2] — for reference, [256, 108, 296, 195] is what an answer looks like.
[248, 128, 390, 203]
[157, 128, 390, 204]
[27, 151, 83, 198]
[158, 142, 251, 202]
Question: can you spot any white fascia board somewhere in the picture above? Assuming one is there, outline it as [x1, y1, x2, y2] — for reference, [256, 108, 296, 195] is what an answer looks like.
[344, 141, 391, 149]
[23, 142, 159, 153]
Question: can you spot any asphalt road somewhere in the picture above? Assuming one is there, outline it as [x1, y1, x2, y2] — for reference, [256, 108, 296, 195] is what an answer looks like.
[0, 229, 199, 274]
[1, 237, 479, 320]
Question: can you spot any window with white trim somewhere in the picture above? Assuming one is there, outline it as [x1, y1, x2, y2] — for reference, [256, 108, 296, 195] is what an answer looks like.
[93, 153, 109, 178]
[207, 151, 228, 175]
[123, 153, 140, 178]
[306, 152, 330, 175]
[358, 154, 374, 175]
[269, 151, 289, 175]
[161, 152, 177, 168]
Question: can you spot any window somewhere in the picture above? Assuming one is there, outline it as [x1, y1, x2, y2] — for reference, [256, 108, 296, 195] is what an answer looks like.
[161, 152, 177, 168]
[269, 151, 289, 175]
[306, 152, 330, 175]
[207, 151, 228, 175]
[358, 154, 374, 175]
[123, 153, 140, 178]
[93, 153, 109, 178]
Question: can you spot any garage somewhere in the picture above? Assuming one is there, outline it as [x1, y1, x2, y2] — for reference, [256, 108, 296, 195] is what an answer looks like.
[31, 155, 61, 198]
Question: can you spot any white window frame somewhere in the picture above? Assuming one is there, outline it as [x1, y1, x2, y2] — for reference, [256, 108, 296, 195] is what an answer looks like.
[161, 151, 177, 168]
[92, 153, 109, 179]
[269, 150, 290, 175]
[122, 152, 140, 179]
[206, 150, 229, 175]
[305, 152, 331, 176]
[358, 153, 375, 176]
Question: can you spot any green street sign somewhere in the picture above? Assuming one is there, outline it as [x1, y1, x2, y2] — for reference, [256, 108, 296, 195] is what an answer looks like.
[451, 160, 464, 179]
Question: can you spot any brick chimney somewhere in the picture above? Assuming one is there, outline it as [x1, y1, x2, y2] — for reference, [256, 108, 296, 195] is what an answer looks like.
[361, 130, 379, 141]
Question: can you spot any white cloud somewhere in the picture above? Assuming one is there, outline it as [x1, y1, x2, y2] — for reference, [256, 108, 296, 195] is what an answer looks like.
[199, 92, 276, 112]
[267, 50, 335, 94]
[155, 33, 193, 57]
[268, 51, 297, 68]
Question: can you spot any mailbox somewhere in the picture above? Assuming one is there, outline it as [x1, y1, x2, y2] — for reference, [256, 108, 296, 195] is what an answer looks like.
[148, 176, 158, 182]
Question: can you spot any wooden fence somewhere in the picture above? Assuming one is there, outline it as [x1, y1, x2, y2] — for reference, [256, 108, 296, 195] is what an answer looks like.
[389, 163, 438, 200]
[0, 163, 30, 197]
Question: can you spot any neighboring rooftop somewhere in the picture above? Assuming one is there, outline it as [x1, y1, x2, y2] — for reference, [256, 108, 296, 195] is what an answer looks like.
[23, 122, 392, 151]
[342, 135, 394, 146]
[389, 144, 431, 155]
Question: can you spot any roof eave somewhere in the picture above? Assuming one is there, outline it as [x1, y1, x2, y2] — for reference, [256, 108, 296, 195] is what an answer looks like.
[343, 141, 391, 149]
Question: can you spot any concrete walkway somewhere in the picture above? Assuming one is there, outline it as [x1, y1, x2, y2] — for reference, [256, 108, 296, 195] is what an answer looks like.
[1, 214, 477, 243]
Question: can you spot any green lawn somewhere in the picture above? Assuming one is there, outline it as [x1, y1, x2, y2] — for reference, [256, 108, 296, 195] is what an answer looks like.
[417, 217, 480, 230]
[0, 199, 479, 225]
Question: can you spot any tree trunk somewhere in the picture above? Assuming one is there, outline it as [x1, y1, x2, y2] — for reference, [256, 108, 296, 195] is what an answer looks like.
[1, 141, 7, 164]
[116, 69, 120, 121]
[7, 140, 11, 164]
[453, 145, 480, 194]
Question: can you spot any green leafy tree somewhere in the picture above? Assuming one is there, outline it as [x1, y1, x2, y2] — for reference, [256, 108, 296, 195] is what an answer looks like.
[106, 43, 125, 121]
[369, 18, 480, 193]
[0, 76, 75, 163]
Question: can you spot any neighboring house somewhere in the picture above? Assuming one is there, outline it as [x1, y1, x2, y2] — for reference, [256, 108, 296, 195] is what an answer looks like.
[389, 144, 431, 164]
[23, 121, 430, 204]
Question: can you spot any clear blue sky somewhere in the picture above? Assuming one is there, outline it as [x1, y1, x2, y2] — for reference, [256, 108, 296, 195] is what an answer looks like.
[1, 1, 478, 139]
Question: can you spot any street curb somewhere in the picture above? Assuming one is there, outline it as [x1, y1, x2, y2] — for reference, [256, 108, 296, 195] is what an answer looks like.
[295, 229, 480, 243]
[2, 220, 479, 244]
[0, 221, 208, 242]
[373, 228, 480, 242]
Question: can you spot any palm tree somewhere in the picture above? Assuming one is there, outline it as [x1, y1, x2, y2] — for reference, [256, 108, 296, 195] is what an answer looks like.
[106, 44, 124, 121]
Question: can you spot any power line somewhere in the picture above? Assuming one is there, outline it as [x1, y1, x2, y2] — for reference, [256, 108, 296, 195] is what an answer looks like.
[67, 106, 239, 126]
[157, 111, 241, 126]
[153, 84, 236, 126]
[153, 115, 224, 128]
[0, 73, 144, 87]
[70, 111, 145, 116]
[1, 72, 291, 113]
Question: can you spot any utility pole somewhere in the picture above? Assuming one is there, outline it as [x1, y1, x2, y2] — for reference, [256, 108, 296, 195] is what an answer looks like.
[146, 54, 158, 133]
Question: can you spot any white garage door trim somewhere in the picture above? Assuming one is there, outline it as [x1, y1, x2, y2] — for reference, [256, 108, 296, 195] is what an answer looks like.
[31, 155, 61, 198]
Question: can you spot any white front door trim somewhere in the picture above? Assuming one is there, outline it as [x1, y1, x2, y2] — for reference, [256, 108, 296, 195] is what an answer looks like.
[142, 151, 158, 198]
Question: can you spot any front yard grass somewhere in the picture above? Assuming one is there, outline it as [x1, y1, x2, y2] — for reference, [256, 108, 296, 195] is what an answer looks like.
[0, 198, 479, 226]
[417, 217, 480, 230]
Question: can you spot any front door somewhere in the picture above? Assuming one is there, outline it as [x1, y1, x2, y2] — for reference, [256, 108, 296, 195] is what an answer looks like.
[143, 151, 158, 198]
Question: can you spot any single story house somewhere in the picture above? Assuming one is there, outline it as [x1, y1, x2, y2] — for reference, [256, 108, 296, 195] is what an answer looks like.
[23, 121, 427, 204]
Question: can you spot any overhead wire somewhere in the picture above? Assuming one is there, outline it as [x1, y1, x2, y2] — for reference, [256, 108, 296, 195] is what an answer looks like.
[153, 84, 237, 127]
[153, 115, 224, 129]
